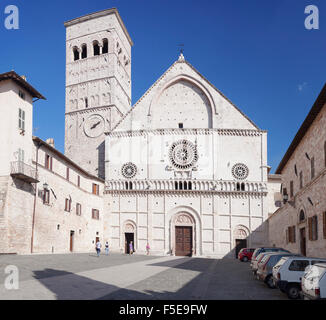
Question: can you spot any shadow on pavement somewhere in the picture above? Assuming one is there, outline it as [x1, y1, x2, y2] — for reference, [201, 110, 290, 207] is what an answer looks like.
[31, 258, 286, 300]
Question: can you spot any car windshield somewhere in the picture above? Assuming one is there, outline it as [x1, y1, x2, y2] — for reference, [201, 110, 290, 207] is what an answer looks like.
[260, 254, 271, 262]
[252, 249, 261, 259]
[274, 257, 287, 269]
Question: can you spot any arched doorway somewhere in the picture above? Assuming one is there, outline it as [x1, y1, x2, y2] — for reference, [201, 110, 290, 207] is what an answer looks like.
[171, 213, 196, 257]
[122, 221, 136, 254]
[233, 225, 249, 259]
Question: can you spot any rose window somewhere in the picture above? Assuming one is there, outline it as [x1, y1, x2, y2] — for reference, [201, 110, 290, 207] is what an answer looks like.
[121, 162, 137, 178]
[169, 140, 198, 170]
[232, 163, 249, 180]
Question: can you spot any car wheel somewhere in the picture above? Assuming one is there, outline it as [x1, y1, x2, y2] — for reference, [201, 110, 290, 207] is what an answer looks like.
[286, 285, 300, 300]
[243, 257, 248, 262]
[265, 275, 275, 289]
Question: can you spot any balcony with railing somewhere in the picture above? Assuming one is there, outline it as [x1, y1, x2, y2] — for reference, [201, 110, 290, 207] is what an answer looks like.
[105, 179, 268, 194]
[10, 161, 39, 183]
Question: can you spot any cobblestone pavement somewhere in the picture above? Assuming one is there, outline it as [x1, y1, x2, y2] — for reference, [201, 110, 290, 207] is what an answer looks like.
[0, 253, 287, 300]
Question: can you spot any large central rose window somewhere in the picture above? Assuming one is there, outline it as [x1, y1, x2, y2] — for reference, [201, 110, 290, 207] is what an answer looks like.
[169, 140, 198, 170]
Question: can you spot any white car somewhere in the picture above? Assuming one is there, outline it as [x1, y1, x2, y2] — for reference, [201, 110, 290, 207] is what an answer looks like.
[272, 256, 326, 299]
[301, 263, 326, 300]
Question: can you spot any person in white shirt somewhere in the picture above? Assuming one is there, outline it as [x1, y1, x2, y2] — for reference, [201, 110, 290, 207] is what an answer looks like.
[95, 240, 102, 257]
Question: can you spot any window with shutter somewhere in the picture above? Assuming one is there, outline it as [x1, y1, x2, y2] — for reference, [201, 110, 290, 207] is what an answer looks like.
[292, 226, 296, 243]
[308, 217, 313, 241]
[18, 108, 25, 131]
[312, 215, 318, 241]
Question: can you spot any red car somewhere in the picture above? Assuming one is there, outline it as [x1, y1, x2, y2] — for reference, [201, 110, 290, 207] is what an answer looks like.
[238, 248, 255, 262]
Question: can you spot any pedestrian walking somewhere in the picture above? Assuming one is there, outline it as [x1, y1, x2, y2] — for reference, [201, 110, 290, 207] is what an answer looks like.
[146, 242, 150, 255]
[105, 241, 109, 255]
[95, 240, 102, 257]
[129, 241, 134, 255]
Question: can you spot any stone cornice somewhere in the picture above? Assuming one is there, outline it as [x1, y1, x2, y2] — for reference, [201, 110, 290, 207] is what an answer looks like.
[104, 189, 267, 198]
[65, 104, 122, 117]
[105, 128, 266, 137]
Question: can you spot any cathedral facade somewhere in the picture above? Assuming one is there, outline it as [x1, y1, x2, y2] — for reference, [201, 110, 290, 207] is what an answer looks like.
[63, 8, 278, 258]
[0, 8, 280, 257]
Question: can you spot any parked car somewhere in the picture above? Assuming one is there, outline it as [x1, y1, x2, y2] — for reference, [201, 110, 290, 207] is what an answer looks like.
[252, 252, 278, 276]
[301, 263, 326, 300]
[272, 256, 326, 299]
[256, 252, 299, 288]
[250, 247, 290, 275]
[238, 248, 255, 262]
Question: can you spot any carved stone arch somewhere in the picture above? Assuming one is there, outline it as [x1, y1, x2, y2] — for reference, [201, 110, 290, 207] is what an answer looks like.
[233, 225, 250, 240]
[167, 206, 202, 256]
[121, 220, 137, 251]
[147, 75, 217, 128]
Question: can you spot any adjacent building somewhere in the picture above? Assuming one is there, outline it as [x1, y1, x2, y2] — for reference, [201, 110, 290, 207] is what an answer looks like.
[268, 84, 326, 258]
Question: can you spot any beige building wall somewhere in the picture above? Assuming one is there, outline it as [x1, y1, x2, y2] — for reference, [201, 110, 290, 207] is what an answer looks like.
[1, 138, 105, 255]
[268, 91, 326, 258]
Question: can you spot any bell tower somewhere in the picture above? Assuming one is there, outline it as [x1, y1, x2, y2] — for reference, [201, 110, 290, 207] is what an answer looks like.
[64, 8, 133, 179]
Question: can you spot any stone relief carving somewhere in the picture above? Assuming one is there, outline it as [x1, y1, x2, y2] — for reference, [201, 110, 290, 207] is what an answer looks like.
[175, 213, 194, 225]
[233, 228, 248, 239]
[125, 223, 135, 232]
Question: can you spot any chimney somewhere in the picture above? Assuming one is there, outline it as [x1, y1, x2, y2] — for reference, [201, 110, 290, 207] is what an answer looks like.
[46, 138, 55, 148]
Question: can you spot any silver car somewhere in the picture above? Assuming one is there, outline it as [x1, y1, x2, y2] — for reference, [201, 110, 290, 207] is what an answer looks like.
[257, 252, 300, 288]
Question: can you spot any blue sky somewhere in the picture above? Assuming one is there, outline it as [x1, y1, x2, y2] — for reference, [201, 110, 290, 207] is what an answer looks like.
[1, 0, 325, 173]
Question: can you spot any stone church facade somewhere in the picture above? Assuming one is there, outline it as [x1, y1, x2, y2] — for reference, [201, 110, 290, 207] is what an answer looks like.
[0, 8, 281, 257]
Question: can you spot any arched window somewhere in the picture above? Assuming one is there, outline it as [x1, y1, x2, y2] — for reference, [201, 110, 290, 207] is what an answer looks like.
[129, 182, 132, 190]
[81, 44, 87, 59]
[102, 39, 108, 54]
[175, 182, 178, 190]
[73, 47, 79, 61]
[125, 182, 129, 190]
[188, 182, 192, 190]
[93, 41, 100, 56]
[236, 183, 241, 191]
[179, 182, 183, 190]
[299, 210, 305, 222]
[184, 181, 188, 190]
[241, 183, 245, 191]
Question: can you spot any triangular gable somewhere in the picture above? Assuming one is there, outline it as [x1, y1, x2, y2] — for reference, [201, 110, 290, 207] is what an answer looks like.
[108, 55, 260, 133]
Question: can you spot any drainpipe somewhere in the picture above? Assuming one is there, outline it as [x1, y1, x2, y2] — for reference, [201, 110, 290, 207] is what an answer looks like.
[31, 142, 41, 254]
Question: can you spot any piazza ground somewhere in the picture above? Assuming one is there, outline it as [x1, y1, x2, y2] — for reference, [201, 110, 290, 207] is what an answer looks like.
[0, 253, 287, 300]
